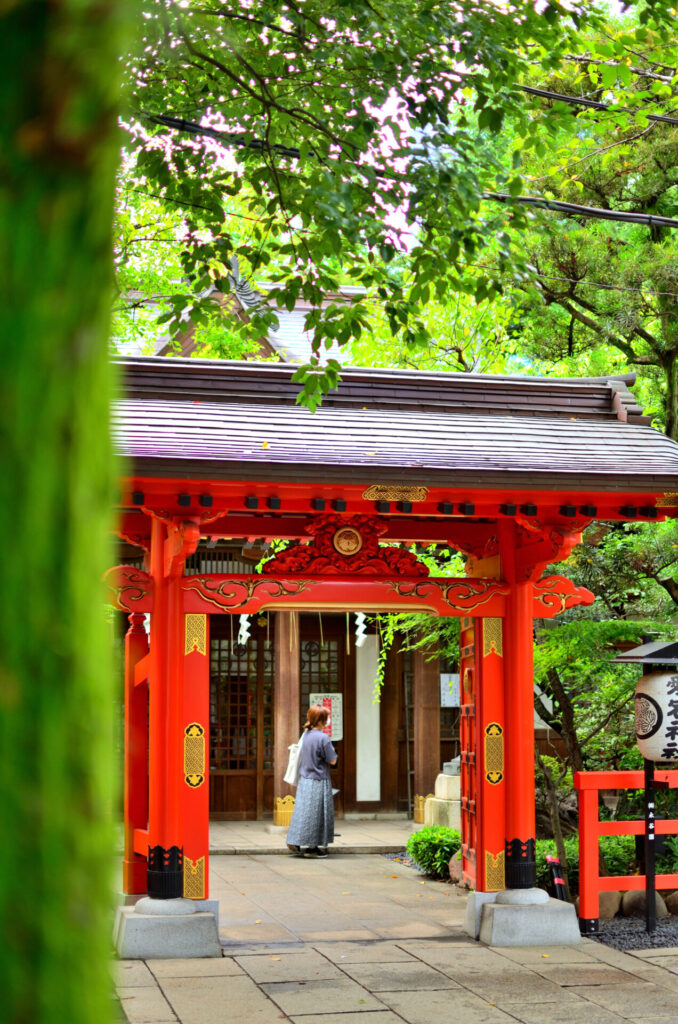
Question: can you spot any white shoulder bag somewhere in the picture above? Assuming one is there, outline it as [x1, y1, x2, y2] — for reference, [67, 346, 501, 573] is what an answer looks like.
[283, 730, 305, 786]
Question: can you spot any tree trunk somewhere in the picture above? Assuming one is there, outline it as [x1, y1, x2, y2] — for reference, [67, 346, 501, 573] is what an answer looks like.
[0, 4, 130, 1023]
[537, 752, 571, 900]
[663, 351, 678, 442]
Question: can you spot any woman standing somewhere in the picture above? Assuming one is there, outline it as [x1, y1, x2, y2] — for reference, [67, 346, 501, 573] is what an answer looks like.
[286, 704, 337, 858]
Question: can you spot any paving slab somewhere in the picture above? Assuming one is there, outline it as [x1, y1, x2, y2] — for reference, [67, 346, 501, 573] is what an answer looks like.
[235, 950, 344, 983]
[338, 960, 461, 991]
[378, 988, 519, 1024]
[147, 957, 245, 978]
[117, 985, 177, 1023]
[115, 961, 158, 987]
[642, 955, 678, 973]
[313, 941, 417, 963]
[369, 920, 453, 939]
[158, 974, 284, 1024]
[535, 962, 643, 987]
[503, 999, 628, 1024]
[569, 980, 678, 1018]
[260, 976, 385, 1015]
[297, 928, 380, 941]
[289, 1013, 404, 1024]
[450, 967, 570, 1005]
[627, 946, 678, 959]
[219, 923, 298, 944]
[490, 945, 597, 965]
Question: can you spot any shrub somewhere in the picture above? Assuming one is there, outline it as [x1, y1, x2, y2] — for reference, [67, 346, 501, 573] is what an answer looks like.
[535, 834, 639, 897]
[406, 826, 462, 878]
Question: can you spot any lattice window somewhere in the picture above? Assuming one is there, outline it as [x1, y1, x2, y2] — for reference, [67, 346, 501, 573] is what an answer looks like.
[210, 637, 259, 770]
[300, 639, 341, 718]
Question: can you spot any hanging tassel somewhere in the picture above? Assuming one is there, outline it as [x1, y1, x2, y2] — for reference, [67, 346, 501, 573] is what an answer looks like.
[346, 611, 350, 654]
[229, 611, 233, 652]
[318, 610, 324, 648]
[266, 612, 270, 648]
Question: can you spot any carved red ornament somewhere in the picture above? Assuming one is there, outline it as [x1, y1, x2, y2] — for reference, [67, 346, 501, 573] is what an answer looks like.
[261, 514, 430, 578]
[533, 575, 595, 616]
[104, 565, 154, 612]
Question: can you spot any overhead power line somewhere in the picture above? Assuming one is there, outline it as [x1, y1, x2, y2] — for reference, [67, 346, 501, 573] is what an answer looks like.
[520, 85, 678, 127]
[142, 113, 678, 230]
[484, 192, 678, 229]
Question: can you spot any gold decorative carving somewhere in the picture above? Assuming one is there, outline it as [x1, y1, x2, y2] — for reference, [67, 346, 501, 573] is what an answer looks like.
[362, 485, 429, 502]
[183, 856, 205, 899]
[182, 576, 310, 610]
[485, 850, 505, 891]
[184, 614, 207, 656]
[389, 578, 509, 611]
[333, 526, 363, 556]
[657, 493, 678, 506]
[273, 795, 296, 827]
[483, 618, 503, 658]
[533, 575, 594, 616]
[184, 723, 205, 787]
[103, 565, 153, 612]
[484, 723, 504, 785]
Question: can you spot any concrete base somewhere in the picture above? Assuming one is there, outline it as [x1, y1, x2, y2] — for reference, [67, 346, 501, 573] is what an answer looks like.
[115, 897, 221, 959]
[464, 891, 498, 939]
[478, 895, 581, 947]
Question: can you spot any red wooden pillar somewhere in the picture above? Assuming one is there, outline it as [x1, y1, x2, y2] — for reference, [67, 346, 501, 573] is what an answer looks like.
[475, 617, 506, 892]
[503, 579, 536, 888]
[123, 612, 149, 894]
[147, 518, 185, 898]
[183, 613, 210, 899]
[413, 648, 440, 801]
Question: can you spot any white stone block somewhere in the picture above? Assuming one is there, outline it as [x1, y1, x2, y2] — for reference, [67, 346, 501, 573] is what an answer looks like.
[478, 896, 580, 947]
[423, 796, 460, 829]
[116, 906, 221, 959]
[434, 773, 461, 800]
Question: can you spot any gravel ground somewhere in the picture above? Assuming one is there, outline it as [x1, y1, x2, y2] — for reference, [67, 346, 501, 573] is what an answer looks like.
[591, 915, 678, 951]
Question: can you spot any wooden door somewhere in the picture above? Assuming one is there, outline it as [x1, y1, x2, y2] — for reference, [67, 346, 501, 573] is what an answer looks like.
[209, 616, 274, 819]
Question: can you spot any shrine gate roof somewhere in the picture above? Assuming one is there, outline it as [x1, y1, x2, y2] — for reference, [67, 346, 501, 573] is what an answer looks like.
[113, 357, 678, 493]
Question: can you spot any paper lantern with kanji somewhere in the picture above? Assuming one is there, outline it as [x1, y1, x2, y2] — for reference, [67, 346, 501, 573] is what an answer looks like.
[634, 672, 678, 761]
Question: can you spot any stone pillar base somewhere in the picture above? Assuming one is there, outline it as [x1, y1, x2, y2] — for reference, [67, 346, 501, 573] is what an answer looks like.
[478, 891, 580, 947]
[115, 897, 221, 958]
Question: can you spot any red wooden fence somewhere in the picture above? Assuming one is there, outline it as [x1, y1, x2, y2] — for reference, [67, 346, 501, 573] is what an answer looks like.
[574, 769, 678, 934]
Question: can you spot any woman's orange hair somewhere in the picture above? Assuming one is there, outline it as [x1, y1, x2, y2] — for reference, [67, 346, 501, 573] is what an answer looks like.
[304, 704, 329, 730]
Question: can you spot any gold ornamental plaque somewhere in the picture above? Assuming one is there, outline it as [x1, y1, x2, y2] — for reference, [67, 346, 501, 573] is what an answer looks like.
[333, 526, 363, 556]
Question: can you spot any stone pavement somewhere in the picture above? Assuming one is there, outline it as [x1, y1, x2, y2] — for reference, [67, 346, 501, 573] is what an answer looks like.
[209, 818, 417, 855]
[116, 853, 678, 1024]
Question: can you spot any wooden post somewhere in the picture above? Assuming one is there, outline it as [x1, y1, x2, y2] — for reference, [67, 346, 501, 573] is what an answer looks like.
[475, 617, 506, 892]
[123, 613, 149, 894]
[273, 612, 300, 815]
[183, 613, 210, 899]
[413, 649, 440, 803]
[503, 579, 537, 888]
[147, 518, 185, 898]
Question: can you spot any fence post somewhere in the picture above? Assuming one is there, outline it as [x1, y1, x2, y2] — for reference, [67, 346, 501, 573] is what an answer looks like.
[577, 782, 600, 935]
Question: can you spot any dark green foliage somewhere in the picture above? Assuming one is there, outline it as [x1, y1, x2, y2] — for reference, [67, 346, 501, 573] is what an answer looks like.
[406, 826, 462, 879]
[536, 836, 639, 897]
[0, 1, 131, 1022]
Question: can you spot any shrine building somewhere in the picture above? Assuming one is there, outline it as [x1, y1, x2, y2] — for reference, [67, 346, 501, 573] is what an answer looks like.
[109, 356, 678, 930]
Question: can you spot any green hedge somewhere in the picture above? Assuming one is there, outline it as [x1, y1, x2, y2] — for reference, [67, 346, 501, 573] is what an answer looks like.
[406, 826, 462, 878]
[406, 826, 670, 894]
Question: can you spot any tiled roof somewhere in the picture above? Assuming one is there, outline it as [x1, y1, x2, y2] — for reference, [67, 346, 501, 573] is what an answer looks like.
[112, 357, 678, 492]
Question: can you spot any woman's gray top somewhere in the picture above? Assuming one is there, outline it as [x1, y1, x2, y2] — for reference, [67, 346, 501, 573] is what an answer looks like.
[299, 729, 337, 781]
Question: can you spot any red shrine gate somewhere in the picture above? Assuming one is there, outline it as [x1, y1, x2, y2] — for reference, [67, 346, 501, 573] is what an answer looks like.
[110, 357, 678, 905]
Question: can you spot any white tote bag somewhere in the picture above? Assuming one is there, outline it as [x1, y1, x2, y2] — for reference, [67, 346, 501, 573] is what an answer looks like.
[283, 731, 305, 786]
